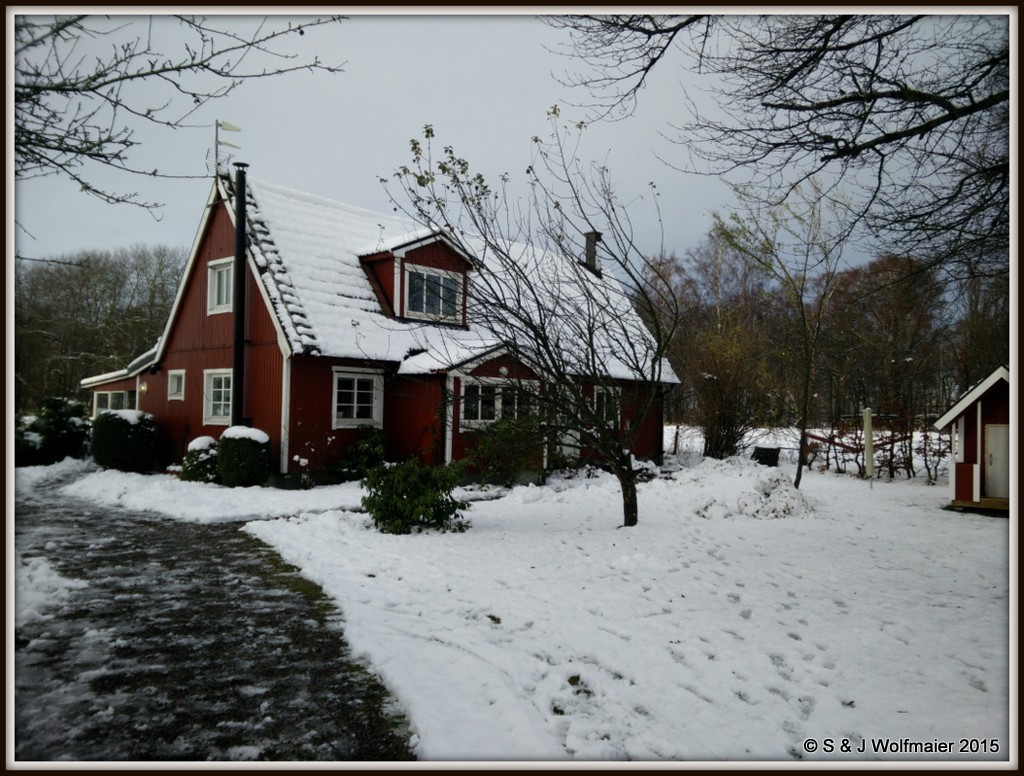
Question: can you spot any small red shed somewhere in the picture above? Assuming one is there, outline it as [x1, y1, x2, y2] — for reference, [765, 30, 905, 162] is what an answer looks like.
[934, 365, 1011, 511]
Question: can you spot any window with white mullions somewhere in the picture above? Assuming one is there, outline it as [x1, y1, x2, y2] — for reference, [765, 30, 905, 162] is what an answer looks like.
[332, 369, 383, 428]
[203, 369, 232, 425]
[406, 267, 460, 321]
[592, 387, 619, 427]
[461, 380, 537, 426]
[463, 383, 497, 422]
[501, 385, 533, 419]
[336, 376, 376, 421]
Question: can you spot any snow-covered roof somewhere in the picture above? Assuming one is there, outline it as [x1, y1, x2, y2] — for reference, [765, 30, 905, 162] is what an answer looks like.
[933, 365, 1009, 430]
[80, 343, 158, 388]
[231, 176, 677, 384]
[234, 176, 496, 369]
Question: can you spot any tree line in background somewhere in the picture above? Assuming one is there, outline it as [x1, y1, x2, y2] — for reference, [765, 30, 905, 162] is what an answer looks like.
[649, 226, 1009, 466]
[14, 245, 186, 414]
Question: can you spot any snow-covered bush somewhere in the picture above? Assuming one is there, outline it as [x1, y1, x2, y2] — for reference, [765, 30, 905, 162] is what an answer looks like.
[91, 410, 158, 473]
[362, 459, 469, 535]
[180, 436, 220, 483]
[218, 426, 271, 488]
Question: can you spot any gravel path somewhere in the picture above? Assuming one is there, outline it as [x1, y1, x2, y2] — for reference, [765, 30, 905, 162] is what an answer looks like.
[13, 470, 415, 762]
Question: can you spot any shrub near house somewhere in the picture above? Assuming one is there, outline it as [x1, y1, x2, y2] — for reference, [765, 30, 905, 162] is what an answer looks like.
[15, 398, 90, 467]
[91, 410, 158, 473]
[218, 426, 271, 488]
[180, 436, 220, 483]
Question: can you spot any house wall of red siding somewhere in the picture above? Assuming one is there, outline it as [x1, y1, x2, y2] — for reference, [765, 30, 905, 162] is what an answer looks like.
[447, 355, 668, 467]
[983, 380, 1009, 425]
[93, 376, 139, 395]
[287, 356, 447, 473]
[949, 379, 1009, 503]
[622, 381, 667, 463]
[129, 201, 285, 467]
[387, 375, 446, 465]
[960, 405, 978, 464]
[954, 462, 975, 502]
[360, 253, 396, 315]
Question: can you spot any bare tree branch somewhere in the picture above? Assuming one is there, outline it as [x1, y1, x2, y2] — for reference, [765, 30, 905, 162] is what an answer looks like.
[548, 14, 1009, 282]
[14, 14, 346, 208]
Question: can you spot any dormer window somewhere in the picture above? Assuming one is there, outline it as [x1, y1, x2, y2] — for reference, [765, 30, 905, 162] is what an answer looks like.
[405, 266, 461, 322]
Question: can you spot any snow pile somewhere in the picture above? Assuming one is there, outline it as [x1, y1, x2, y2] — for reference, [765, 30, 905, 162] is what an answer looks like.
[15, 554, 87, 627]
[691, 458, 812, 520]
[61, 470, 366, 522]
[102, 409, 148, 425]
[14, 457, 95, 490]
[221, 426, 270, 444]
[187, 435, 217, 451]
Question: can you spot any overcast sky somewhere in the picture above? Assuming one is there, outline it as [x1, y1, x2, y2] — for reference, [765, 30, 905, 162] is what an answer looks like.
[12, 11, 740, 263]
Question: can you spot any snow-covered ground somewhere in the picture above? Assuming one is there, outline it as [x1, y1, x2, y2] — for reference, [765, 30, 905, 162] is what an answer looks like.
[13, 435, 1014, 764]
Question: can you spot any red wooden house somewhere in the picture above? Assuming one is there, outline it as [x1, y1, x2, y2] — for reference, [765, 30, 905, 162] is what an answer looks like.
[82, 169, 677, 476]
[933, 365, 1011, 511]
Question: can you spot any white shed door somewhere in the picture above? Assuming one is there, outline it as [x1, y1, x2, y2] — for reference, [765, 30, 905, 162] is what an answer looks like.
[984, 424, 1010, 499]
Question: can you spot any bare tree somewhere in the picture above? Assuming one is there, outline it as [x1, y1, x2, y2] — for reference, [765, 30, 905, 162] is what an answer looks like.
[663, 230, 778, 458]
[384, 115, 681, 528]
[14, 14, 344, 211]
[714, 181, 850, 488]
[549, 14, 1010, 282]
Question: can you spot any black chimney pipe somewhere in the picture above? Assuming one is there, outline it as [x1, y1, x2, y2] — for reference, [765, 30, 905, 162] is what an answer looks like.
[231, 162, 249, 427]
[584, 230, 603, 275]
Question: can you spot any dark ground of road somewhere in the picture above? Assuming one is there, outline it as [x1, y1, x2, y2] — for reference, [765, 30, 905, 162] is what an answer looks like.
[13, 468, 416, 762]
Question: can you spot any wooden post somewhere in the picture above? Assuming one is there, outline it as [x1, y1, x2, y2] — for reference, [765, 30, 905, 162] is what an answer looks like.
[863, 407, 873, 484]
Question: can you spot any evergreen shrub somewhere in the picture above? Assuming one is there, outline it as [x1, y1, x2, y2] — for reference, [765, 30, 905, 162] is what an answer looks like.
[469, 415, 545, 487]
[180, 436, 220, 483]
[91, 410, 158, 473]
[218, 427, 271, 488]
[362, 458, 469, 535]
[334, 426, 388, 482]
[15, 417, 44, 467]
[16, 398, 91, 466]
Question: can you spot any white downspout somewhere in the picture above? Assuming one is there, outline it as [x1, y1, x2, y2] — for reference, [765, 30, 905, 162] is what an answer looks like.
[279, 358, 291, 474]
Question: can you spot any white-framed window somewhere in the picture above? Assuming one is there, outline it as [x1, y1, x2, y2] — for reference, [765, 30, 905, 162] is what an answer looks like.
[207, 258, 233, 314]
[92, 390, 137, 417]
[333, 368, 384, 428]
[461, 379, 536, 427]
[405, 265, 461, 322]
[168, 369, 186, 401]
[592, 386, 620, 427]
[203, 369, 232, 425]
